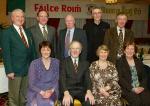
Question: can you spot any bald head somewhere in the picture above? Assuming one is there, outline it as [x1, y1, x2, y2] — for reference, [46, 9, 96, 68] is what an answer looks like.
[65, 14, 75, 29]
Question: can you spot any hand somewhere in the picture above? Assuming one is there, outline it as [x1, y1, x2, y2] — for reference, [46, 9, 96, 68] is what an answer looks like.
[7, 73, 15, 80]
[40, 90, 51, 99]
[62, 91, 73, 106]
[105, 86, 111, 91]
[99, 87, 110, 97]
[85, 90, 95, 105]
[45, 89, 54, 98]
[133, 87, 144, 94]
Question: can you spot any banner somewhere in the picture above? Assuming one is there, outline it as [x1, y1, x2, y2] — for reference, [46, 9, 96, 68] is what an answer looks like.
[25, 0, 149, 20]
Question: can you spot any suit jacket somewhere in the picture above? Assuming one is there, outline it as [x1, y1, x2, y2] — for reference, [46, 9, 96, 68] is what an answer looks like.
[2, 25, 35, 76]
[29, 24, 56, 58]
[58, 28, 87, 60]
[104, 27, 134, 64]
[60, 56, 91, 97]
[116, 55, 148, 94]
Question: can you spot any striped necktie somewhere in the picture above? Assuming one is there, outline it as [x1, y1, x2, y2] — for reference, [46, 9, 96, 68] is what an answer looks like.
[64, 30, 70, 57]
[42, 26, 48, 40]
[19, 27, 29, 48]
[73, 59, 78, 72]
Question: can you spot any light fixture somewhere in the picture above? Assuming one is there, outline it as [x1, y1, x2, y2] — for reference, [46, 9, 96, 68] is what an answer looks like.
[105, 0, 117, 4]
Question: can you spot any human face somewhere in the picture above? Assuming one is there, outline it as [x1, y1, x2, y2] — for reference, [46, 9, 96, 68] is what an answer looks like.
[124, 45, 135, 58]
[11, 11, 24, 27]
[98, 50, 109, 61]
[70, 42, 81, 58]
[41, 46, 51, 59]
[65, 15, 75, 29]
[92, 9, 102, 22]
[116, 15, 127, 28]
[37, 11, 48, 26]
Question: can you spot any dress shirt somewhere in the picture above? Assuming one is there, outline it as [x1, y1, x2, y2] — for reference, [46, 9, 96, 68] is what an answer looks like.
[39, 23, 48, 36]
[117, 26, 125, 41]
[66, 28, 75, 42]
[13, 24, 29, 45]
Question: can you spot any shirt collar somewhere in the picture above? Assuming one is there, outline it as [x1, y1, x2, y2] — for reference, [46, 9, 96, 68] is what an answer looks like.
[117, 26, 125, 32]
[67, 27, 75, 32]
[71, 56, 79, 63]
[39, 23, 47, 29]
[13, 24, 22, 31]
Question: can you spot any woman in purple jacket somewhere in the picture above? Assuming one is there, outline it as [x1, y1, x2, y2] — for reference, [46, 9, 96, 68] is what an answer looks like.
[27, 41, 59, 106]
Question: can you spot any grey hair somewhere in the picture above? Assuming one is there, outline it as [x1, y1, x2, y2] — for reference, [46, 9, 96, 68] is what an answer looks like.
[11, 9, 24, 16]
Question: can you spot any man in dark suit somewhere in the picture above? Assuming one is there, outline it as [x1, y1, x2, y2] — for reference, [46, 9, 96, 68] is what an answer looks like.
[2, 9, 35, 106]
[29, 10, 56, 58]
[60, 41, 95, 106]
[104, 12, 134, 64]
[58, 14, 87, 60]
[83, 7, 110, 63]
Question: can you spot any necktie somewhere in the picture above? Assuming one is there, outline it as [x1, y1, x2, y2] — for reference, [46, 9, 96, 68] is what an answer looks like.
[42, 26, 48, 40]
[19, 27, 29, 48]
[73, 59, 78, 72]
[118, 29, 123, 56]
[64, 30, 70, 57]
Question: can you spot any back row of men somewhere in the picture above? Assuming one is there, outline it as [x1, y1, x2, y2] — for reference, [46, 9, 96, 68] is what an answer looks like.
[5, 7, 133, 64]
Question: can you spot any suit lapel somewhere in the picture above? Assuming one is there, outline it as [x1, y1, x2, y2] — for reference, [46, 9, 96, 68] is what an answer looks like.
[72, 28, 77, 41]
[11, 26, 27, 47]
[122, 56, 132, 83]
[47, 26, 52, 41]
[68, 57, 77, 75]
[36, 25, 45, 40]
[124, 29, 129, 43]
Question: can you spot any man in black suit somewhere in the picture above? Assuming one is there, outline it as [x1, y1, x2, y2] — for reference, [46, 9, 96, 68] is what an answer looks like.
[29, 10, 56, 58]
[58, 14, 87, 60]
[60, 41, 95, 106]
[83, 7, 110, 63]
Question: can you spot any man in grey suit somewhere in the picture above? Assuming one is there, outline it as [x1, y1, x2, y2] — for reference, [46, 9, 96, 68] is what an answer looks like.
[29, 10, 56, 58]
[58, 14, 87, 60]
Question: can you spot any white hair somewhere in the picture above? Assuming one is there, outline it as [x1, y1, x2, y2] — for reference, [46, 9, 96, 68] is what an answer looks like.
[11, 9, 24, 16]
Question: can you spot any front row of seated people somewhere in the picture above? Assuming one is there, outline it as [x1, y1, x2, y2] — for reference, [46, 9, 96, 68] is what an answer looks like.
[27, 40, 150, 106]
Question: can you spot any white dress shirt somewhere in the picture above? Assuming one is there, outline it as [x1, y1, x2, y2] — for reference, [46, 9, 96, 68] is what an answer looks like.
[39, 23, 48, 36]
[13, 24, 29, 45]
[117, 26, 125, 41]
[66, 28, 75, 43]
[71, 56, 79, 66]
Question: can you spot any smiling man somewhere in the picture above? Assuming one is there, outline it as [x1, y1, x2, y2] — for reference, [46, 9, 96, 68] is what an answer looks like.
[104, 12, 134, 64]
[60, 41, 95, 106]
[2, 9, 35, 106]
[29, 10, 56, 58]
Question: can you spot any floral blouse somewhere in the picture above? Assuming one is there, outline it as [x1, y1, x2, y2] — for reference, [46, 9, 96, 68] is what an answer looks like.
[89, 61, 122, 106]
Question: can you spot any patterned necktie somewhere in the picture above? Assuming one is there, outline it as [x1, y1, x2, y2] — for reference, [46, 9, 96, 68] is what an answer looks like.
[118, 29, 123, 56]
[42, 26, 48, 40]
[64, 30, 70, 57]
[19, 27, 29, 48]
[73, 59, 78, 72]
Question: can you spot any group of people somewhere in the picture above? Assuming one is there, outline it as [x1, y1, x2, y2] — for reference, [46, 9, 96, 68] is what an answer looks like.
[1, 6, 150, 106]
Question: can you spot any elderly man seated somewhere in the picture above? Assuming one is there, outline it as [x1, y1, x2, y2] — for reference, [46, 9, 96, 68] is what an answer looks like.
[60, 41, 95, 106]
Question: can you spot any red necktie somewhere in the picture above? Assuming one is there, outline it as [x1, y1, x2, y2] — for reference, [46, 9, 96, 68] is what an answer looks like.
[19, 27, 29, 48]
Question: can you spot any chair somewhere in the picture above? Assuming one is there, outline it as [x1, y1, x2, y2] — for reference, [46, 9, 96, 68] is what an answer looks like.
[55, 99, 82, 106]
[74, 99, 82, 106]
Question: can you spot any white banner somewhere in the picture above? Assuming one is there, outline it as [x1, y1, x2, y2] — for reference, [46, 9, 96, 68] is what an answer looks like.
[25, 0, 149, 20]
